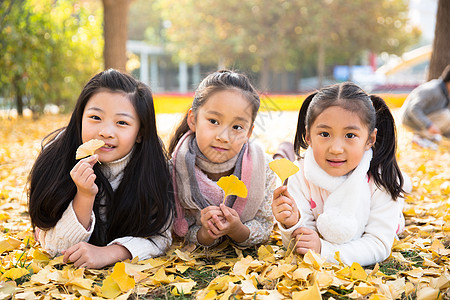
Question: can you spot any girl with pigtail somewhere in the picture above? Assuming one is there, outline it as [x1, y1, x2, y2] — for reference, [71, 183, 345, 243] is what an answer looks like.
[169, 70, 276, 248]
[272, 82, 409, 266]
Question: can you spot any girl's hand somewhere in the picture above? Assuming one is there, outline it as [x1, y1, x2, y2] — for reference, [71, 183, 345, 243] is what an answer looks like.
[62, 242, 131, 269]
[198, 206, 224, 245]
[272, 186, 300, 229]
[292, 227, 321, 255]
[200, 206, 224, 231]
[70, 155, 99, 229]
[70, 155, 99, 197]
[212, 204, 249, 243]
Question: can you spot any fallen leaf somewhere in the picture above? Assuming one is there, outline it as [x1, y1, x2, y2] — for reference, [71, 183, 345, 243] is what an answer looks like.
[217, 174, 248, 204]
[0, 280, 16, 298]
[416, 286, 440, 300]
[0, 236, 22, 254]
[355, 282, 376, 295]
[75, 139, 104, 159]
[269, 158, 299, 184]
[1, 267, 29, 281]
[350, 262, 368, 281]
[169, 280, 196, 295]
[101, 275, 121, 299]
[292, 281, 321, 300]
[110, 262, 135, 292]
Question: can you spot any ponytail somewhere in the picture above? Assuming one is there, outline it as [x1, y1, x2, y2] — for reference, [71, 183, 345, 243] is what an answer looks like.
[294, 93, 317, 156]
[168, 110, 190, 156]
[369, 95, 404, 200]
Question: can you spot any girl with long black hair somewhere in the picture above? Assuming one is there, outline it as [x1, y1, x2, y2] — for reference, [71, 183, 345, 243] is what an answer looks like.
[28, 69, 173, 269]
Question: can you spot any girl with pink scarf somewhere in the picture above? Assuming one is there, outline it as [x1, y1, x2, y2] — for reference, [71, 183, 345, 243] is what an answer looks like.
[168, 70, 276, 248]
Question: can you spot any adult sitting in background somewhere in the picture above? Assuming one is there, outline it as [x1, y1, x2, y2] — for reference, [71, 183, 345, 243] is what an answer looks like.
[401, 64, 450, 147]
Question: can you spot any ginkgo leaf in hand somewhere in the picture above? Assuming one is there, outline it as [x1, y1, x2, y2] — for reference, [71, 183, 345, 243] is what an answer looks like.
[269, 158, 299, 184]
[217, 174, 248, 204]
[75, 139, 105, 159]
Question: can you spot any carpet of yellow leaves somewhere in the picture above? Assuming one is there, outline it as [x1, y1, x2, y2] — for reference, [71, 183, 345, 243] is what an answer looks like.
[0, 112, 448, 299]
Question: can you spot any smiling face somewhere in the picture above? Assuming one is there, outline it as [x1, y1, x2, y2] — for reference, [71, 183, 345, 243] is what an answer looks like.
[306, 106, 376, 177]
[81, 91, 141, 163]
[187, 89, 254, 163]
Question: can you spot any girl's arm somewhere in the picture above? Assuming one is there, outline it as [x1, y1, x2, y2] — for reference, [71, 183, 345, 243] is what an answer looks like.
[61, 221, 173, 269]
[36, 201, 95, 257]
[319, 188, 402, 266]
[62, 242, 131, 269]
[37, 155, 100, 256]
[277, 164, 317, 249]
[70, 155, 99, 229]
[108, 225, 172, 260]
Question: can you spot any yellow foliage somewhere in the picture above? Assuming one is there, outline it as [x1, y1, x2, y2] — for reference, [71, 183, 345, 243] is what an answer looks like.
[101, 275, 122, 299]
[269, 158, 299, 184]
[1, 267, 29, 281]
[0, 113, 448, 299]
[110, 262, 135, 292]
[216, 174, 248, 204]
[75, 139, 105, 159]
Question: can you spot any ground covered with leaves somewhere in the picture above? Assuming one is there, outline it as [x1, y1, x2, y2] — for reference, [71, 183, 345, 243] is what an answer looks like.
[0, 113, 448, 299]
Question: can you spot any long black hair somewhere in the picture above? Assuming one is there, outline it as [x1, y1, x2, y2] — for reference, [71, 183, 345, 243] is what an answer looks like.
[28, 69, 174, 246]
[294, 82, 404, 200]
[168, 69, 260, 155]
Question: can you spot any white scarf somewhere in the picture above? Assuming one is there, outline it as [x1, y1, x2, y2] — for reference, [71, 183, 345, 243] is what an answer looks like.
[304, 147, 372, 244]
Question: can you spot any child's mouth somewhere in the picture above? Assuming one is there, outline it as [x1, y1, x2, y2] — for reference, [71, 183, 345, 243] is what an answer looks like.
[212, 146, 228, 152]
[101, 144, 115, 150]
[327, 159, 345, 167]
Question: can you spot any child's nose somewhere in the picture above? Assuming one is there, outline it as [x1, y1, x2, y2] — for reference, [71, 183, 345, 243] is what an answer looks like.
[99, 124, 114, 138]
[329, 139, 344, 154]
[216, 128, 230, 142]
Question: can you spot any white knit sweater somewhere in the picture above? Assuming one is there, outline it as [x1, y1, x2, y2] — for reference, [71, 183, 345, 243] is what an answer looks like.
[277, 157, 404, 267]
[37, 152, 172, 260]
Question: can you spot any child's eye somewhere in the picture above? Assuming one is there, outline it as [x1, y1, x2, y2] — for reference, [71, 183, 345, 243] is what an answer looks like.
[117, 120, 129, 126]
[319, 132, 329, 137]
[209, 119, 218, 125]
[233, 125, 243, 130]
[89, 115, 101, 120]
[346, 133, 356, 138]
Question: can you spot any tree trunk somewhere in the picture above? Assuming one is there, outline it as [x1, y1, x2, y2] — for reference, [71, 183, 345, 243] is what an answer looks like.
[13, 75, 23, 117]
[102, 0, 132, 72]
[428, 0, 450, 80]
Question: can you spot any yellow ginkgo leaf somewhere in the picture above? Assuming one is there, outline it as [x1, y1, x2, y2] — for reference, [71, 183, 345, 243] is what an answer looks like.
[216, 175, 248, 204]
[101, 275, 122, 299]
[170, 280, 197, 295]
[1, 267, 29, 281]
[110, 262, 135, 292]
[75, 139, 105, 159]
[350, 262, 368, 281]
[292, 281, 321, 300]
[269, 158, 299, 184]
[0, 236, 22, 255]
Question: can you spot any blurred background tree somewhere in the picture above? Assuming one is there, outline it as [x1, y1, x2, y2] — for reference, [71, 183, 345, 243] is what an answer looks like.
[156, 0, 420, 90]
[427, 0, 450, 80]
[0, 0, 103, 116]
[0, 0, 428, 115]
[102, 0, 133, 71]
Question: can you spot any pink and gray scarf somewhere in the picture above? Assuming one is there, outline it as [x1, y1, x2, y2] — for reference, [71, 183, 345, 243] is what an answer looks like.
[172, 131, 266, 237]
